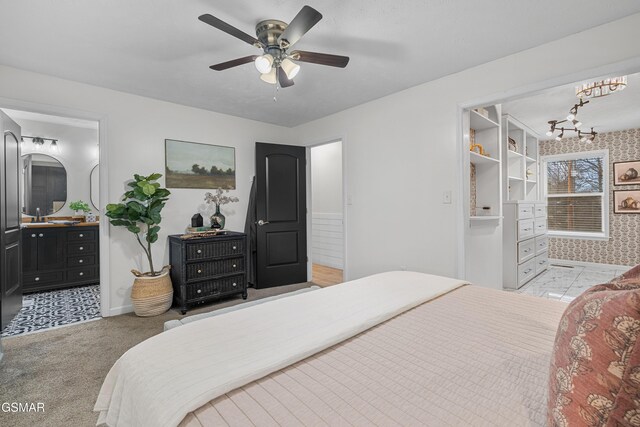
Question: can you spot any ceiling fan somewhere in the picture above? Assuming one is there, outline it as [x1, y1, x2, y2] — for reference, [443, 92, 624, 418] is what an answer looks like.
[198, 5, 349, 88]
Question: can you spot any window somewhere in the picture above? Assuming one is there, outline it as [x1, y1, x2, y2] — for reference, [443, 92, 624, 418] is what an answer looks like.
[542, 150, 609, 239]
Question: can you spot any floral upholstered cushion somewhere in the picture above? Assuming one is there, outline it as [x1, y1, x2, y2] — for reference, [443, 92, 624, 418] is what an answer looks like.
[611, 264, 640, 285]
[548, 282, 640, 426]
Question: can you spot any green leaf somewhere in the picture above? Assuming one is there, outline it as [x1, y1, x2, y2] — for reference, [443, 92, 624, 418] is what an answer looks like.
[149, 225, 161, 234]
[127, 225, 141, 234]
[127, 201, 146, 213]
[154, 189, 171, 198]
[147, 173, 162, 181]
[134, 174, 142, 182]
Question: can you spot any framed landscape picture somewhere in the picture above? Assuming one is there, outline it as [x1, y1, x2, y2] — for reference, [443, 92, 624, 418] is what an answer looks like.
[614, 190, 640, 214]
[613, 160, 640, 186]
[165, 139, 236, 189]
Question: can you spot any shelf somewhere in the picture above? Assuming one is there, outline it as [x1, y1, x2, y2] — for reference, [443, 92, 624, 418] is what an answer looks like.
[526, 179, 537, 184]
[525, 156, 537, 163]
[470, 151, 499, 165]
[507, 150, 523, 158]
[508, 176, 524, 182]
[470, 110, 499, 131]
[470, 216, 502, 221]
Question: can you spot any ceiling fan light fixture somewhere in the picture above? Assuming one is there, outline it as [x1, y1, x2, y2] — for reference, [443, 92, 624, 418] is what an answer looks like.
[260, 68, 277, 84]
[281, 58, 300, 80]
[254, 54, 273, 74]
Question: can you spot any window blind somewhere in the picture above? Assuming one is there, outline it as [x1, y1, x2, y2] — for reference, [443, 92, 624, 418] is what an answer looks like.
[545, 156, 605, 234]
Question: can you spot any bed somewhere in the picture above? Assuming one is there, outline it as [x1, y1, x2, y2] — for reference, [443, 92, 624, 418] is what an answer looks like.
[95, 271, 566, 427]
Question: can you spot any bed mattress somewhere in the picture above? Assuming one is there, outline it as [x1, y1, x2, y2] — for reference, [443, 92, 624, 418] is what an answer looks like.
[180, 286, 565, 427]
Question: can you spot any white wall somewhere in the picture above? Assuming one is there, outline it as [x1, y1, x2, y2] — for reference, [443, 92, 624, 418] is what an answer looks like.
[295, 14, 640, 283]
[311, 141, 343, 269]
[17, 118, 99, 217]
[0, 65, 293, 315]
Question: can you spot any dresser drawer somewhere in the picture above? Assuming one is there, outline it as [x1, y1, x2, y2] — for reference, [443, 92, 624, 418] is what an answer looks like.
[534, 219, 547, 236]
[67, 255, 96, 267]
[518, 259, 536, 286]
[535, 252, 549, 275]
[23, 271, 65, 287]
[67, 266, 98, 282]
[186, 239, 244, 261]
[535, 236, 548, 255]
[67, 230, 97, 241]
[185, 274, 245, 301]
[186, 257, 244, 282]
[517, 219, 535, 241]
[534, 204, 547, 218]
[517, 204, 534, 220]
[68, 242, 96, 255]
[517, 238, 535, 263]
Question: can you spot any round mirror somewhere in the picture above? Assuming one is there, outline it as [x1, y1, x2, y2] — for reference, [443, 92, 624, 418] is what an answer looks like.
[21, 153, 67, 216]
[90, 164, 99, 209]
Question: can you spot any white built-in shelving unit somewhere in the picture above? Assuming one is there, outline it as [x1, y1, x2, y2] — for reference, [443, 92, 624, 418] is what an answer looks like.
[502, 115, 541, 202]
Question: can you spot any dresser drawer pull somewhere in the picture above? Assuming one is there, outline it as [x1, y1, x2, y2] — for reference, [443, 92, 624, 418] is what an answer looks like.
[79, 272, 84, 276]
[197, 249, 202, 254]
[39, 233, 44, 237]
[79, 246, 84, 251]
[524, 249, 531, 253]
[232, 264, 237, 268]
[79, 259, 84, 263]
[197, 269, 202, 274]
[539, 260, 546, 265]
[232, 246, 237, 250]
[79, 233, 84, 237]
[31, 233, 36, 238]
[35, 277, 40, 281]
[232, 283, 237, 287]
[197, 289, 202, 294]
[523, 228, 531, 232]
[524, 268, 532, 274]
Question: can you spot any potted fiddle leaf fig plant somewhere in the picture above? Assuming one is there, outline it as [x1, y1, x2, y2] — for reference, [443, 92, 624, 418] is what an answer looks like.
[69, 200, 91, 222]
[106, 173, 173, 316]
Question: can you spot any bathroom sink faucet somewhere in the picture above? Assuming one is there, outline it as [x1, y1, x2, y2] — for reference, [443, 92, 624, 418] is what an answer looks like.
[35, 207, 41, 222]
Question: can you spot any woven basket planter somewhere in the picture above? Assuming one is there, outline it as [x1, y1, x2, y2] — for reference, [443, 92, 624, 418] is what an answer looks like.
[130, 266, 173, 317]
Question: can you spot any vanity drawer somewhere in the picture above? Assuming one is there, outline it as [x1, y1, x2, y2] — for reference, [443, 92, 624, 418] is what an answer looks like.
[534, 219, 547, 236]
[68, 242, 96, 255]
[517, 238, 536, 263]
[535, 236, 548, 255]
[518, 259, 536, 287]
[186, 257, 244, 282]
[23, 271, 65, 288]
[67, 255, 96, 267]
[67, 230, 96, 241]
[517, 204, 534, 220]
[186, 274, 245, 301]
[186, 239, 244, 261]
[534, 204, 547, 218]
[535, 252, 549, 275]
[67, 266, 98, 282]
[517, 219, 535, 241]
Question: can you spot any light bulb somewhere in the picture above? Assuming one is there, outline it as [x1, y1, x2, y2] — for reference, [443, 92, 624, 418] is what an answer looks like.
[555, 135, 561, 141]
[567, 113, 575, 121]
[546, 130, 553, 137]
[580, 136, 587, 143]
[50, 140, 59, 154]
[573, 120, 582, 128]
[280, 58, 300, 79]
[260, 68, 277, 84]
[254, 54, 273, 74]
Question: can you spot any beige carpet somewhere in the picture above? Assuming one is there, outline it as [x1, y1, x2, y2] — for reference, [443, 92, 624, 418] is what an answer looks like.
[0, 283, 313, 427]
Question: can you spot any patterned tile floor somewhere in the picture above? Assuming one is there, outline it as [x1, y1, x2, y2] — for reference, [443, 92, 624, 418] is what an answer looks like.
[516, 264, 628, 302]
[1, 284, 101, 337]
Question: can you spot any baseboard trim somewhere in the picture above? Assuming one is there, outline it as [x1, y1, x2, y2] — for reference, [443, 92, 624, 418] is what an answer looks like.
[108, 304, 134, 317]
[549, 259, 633, 271]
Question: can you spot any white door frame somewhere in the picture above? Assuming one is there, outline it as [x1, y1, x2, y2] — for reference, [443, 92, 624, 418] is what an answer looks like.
[455, 57, 640, 280]
[304, 137, 348, 281]
[0, 96, 110, 317]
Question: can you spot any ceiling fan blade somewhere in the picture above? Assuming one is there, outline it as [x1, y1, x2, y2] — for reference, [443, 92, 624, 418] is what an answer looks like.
[290, 50, 350, 68]
[198, 14, 263, 48]
[278, 5, 322, 49]
[210, 55, 258, 71]
[277, 67, 295, 88]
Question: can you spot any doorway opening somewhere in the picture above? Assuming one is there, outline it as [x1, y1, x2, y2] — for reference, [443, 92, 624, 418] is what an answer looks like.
[309, 140, 344, 287]
[1, 108, 101, 337]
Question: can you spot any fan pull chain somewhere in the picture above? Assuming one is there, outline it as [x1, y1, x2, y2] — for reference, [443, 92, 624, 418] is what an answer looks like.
[273, 82, 279, 102]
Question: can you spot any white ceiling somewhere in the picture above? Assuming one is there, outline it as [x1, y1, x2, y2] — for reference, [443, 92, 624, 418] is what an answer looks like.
[1, 109, 99, 130]
[1, 1, 639, 127]
[502, 72, 640, 137]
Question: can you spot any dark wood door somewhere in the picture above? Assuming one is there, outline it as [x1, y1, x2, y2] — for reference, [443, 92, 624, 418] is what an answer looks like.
[36, 229, 66, 271]
[1, 111, 22, 330]
[255, 142, 307, 288]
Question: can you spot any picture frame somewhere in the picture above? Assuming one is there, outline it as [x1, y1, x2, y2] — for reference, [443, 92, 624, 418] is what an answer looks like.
[613, 189, 640, 214]
[165, 139, 236, 189]
[613, 160, 640, 186]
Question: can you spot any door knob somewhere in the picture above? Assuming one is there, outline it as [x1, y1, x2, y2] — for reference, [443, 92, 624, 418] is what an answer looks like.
[257, 220, 270, 226]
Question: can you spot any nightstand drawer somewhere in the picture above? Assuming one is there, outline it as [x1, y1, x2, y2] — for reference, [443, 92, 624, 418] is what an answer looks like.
[68, 242, 96, 255]
[517, 219, 535, 241]
[517, 238, 535, 263]
[67, 255, 96, 267]
[534, 220, 547, 236]
[535, 252, 549, 275]
[517, 204, 534, 220]
[186, 257, 244, 281]
[186, 274, 245, 300]
[24, 271, 65, 287]
[67, 266, 98, 282]
[518, 259, 536, 286]
[186, 239, 244, 261]
[534, 204, 547, 218]
[67, 230, 96, 241]
[535, 236, 548, 255]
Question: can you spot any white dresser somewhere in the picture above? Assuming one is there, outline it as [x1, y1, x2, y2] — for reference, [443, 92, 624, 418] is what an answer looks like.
[503, 201, 548, 289]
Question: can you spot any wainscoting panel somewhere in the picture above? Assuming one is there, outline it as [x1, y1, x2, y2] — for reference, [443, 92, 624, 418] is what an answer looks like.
[312, 213, 344, 269]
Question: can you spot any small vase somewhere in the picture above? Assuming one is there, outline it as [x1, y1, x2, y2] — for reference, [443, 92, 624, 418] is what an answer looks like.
[210, 204, 226, 229]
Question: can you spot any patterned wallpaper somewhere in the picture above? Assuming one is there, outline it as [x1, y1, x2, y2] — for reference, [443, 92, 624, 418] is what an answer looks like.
[539, 128, 640, 267]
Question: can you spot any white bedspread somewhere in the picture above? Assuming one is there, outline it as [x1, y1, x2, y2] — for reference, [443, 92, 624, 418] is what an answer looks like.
[94, 271, 467, 427]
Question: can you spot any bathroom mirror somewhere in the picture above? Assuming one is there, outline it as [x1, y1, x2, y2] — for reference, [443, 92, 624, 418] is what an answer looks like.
[21, 153, 68, 216]
[90, 164, 99, 209]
